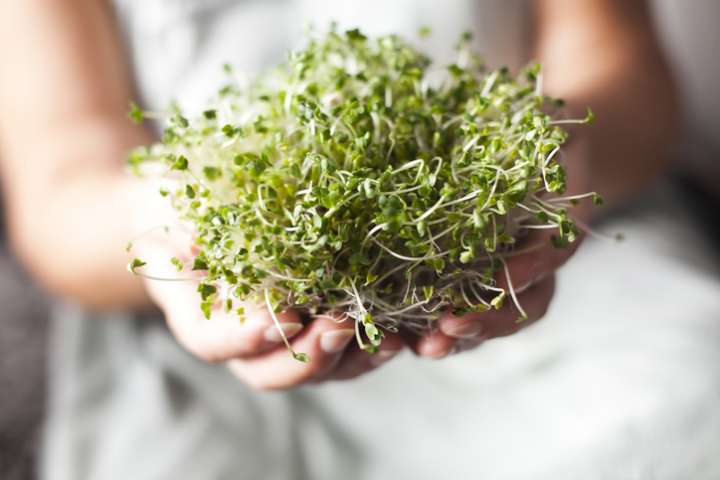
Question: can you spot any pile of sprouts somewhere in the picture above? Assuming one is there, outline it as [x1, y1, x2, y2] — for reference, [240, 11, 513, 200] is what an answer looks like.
[127, 27, 597, 360]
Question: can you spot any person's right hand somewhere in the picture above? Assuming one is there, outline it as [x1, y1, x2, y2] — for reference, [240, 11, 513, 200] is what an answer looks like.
[146, 269, 405, 390]
[131, 180, 404, 390]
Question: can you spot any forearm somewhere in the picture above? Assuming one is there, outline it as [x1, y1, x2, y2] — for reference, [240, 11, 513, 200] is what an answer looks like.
[3, 118, 154, 308]
[0, 0, 156, 309]
[535, 0, 678, 207]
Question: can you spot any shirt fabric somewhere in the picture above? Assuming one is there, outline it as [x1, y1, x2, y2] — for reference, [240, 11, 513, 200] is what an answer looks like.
[41, 2, 720, 479]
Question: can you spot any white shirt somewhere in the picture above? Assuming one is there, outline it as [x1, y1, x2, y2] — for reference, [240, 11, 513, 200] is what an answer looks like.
[41, 2, 720, 479]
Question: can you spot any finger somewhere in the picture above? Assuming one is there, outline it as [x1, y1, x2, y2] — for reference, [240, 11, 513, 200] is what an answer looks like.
[497, 228, 581, 293]
[319, 332, 405, 381]
[412, 328, 456, 359]
[137, 230, 307, 363]
[439, 275, 556, 341]
[499, 139, 591, 291]
[226, 315, 357, 391]
[147, 278, 304, 363]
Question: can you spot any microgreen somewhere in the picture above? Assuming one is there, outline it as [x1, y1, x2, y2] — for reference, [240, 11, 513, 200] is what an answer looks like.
[127, 258, 146, 274]
[127, 27, 597, 360]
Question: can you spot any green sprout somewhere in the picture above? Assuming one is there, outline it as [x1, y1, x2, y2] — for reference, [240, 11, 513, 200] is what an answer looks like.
[127, 26, 599, 359]
[128, 102, 145, 125]
[127, 258, 147, 274]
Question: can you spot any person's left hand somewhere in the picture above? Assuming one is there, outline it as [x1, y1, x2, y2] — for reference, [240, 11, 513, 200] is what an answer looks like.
[412, 140, 593, 358]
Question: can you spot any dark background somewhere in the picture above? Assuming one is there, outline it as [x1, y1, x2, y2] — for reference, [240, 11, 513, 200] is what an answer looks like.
[0, 205, 49, 480]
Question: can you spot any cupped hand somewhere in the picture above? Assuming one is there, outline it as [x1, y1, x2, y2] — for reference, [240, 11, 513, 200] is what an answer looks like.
[413, 140, 593, 358]
[131, 180, 404, 390]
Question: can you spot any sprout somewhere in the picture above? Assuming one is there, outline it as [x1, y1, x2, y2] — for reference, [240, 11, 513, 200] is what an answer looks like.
[128, 26, 597, 359]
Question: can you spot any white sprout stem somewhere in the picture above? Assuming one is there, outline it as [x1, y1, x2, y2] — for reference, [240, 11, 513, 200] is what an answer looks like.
[467, 281, 491, 307]
[372, 239, 449, 262]
[413, 194, 448, 223]
[519, 224, 559, 230]
[481, 70, 499, 97]
[547, 192, 599, 203]
[476, 170, 501, 212]
[265, 270, 311, 282]
[574, 218, 622, 243]
[253, 207, 273, 226]
[390, 158, 425, 175]
[349, 278, 368, 316]
[535, 72, 544, 96]
[515, 202, 542, 214]
[127, 224, 171, 242]
[540, 146, 560, 191]
[347, 279, 372, 350]
[383, 299, 431, 317]
[323, 192, 360, 217]
[374, 260, 418, 285]
[313, 313, 350, 323]
[459, 283, 473, 307]
[362, 222, 389, 248]
[472, 278, 504, 294]
[264, 289, 295, 352]
[500, 258, 528, 320]
[407, 188, 484, 227]
[462, 135, 480, 153]
[428, 223, 456, 244]
[132, 273, 199, 282]
[530, 200, 563, 221]
[548, 119, 588, 125]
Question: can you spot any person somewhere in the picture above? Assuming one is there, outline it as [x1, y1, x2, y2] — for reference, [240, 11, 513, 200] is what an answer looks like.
[6, 1, 716, 479]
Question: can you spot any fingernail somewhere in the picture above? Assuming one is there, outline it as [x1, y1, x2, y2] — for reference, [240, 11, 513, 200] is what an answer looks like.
[419, 339, 450, 359]
[423, 348, 449, 359]
[443, 321, 483, 339]
[319, 329, 355, 353]
[264, 323, 303, 343]
[369, 349, 401, 367]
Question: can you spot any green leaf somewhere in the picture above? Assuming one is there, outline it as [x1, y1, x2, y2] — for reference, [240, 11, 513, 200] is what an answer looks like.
[222, 124, 239, 137]
[293, 352, 310, 362]
[128, 102, 144, 124]
[491, 291, 505, 310]
[171, 155, 189, 171]
[170, 257, 183, 271]
[417, 26, 432, 38]
[203, 166, 222, 181]
[192, 255, 208, 271]
[127, 258, 146, 274]
[173, 114, 189, 128]
[459, 249, 474, 264]
[200, 301, 212, 320]
[422, 285, 434, 300]
[345, 28, 367, 42]
[197, 282, 217, 301]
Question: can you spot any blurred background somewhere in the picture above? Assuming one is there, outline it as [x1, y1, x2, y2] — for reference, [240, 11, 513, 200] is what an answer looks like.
[0, 199, 49, 478]
[1, 1, 720, 479]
